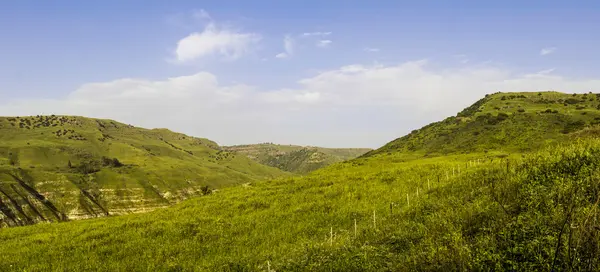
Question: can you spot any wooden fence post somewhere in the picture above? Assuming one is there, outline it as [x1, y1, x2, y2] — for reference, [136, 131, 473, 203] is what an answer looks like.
[330, 227, 333, 246]
[373, 210, 376, 229]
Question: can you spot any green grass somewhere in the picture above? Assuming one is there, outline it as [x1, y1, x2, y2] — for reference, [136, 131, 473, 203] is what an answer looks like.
[1, 140, 599, 271]
[224, 143, 371, 174]
[367, 91, 600, 157]
[0, 116, 288, 226]
[1, 92, 600, 271]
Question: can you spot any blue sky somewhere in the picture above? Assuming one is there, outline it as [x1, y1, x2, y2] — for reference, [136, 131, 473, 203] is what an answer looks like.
[1, 1, 600, 147]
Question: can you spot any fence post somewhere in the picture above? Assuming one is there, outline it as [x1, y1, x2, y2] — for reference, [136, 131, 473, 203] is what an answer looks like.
[330, 227, 333, 246]
[373, 210, 376, 229]
[354, 218, 357, 239]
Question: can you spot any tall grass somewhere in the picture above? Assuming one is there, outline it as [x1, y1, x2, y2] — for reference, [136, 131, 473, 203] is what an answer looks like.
[1, 140, 599, 271]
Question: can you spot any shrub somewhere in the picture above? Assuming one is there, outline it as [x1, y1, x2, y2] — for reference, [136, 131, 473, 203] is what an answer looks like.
[565, 98, 580, 104]
[77, 160, 101, 174]
[101, 157, 124, 167]
[562, 120, 586, 134]
[200, 185, 212, 195]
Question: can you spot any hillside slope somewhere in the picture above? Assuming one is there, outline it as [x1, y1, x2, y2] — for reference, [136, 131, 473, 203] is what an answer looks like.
[366, 91, 600, 157]
[0, 116, 287, 226]
[1, 136, 600, 270]
[223, 143, 371, 174]
[2, 92, 600, 271]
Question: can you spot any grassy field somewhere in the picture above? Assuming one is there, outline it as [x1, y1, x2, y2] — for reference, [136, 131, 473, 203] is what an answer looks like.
[0, 140, 599, 271]
[0, 116, 288, 226]
[223, 143, 371, 174]
[1, 91, 600, 271]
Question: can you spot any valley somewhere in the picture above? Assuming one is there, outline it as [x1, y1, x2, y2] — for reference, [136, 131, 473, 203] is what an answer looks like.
[1, 92, 600, 271]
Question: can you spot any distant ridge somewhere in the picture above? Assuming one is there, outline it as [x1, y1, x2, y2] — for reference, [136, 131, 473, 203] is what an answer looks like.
[223, 143, 371, 174]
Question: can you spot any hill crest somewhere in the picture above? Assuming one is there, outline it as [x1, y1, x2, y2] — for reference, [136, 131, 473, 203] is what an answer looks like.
[365, 91, 600, 157]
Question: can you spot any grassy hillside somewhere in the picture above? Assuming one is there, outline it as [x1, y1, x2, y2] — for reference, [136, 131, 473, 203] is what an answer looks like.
[366, 91, 600, 157]
[1, 92, 600, 271]
[223, 143, 371, 174]
[1, 140, 600, 271]
[0, 116, 287, 226]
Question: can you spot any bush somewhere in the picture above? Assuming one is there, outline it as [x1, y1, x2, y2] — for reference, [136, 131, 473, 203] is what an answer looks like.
[562, 121, 586, 134]
[102, 156, 124, 167]
[200, 185, 212, 195]
[565, 98, 580, 104]
[77, 160, 101, 174]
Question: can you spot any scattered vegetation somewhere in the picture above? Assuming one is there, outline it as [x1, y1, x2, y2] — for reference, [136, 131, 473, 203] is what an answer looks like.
[0, 116, 287, 226]
[1, 92, 600, 271]
[224, 144, 371, 174]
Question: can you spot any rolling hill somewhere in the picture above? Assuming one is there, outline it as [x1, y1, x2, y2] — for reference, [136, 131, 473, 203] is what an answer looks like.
[1, 92, 600, 271]
[365, 91, 600, 158]
[223, 143, 371, 174]
[0, 116, 288, 226]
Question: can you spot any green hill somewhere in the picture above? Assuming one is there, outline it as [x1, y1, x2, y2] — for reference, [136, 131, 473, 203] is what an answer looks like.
[0, 116, 288, 226]
[366, 91, 600, 158]
[1, 92, 600, 271]
[223, 143, 371, 174]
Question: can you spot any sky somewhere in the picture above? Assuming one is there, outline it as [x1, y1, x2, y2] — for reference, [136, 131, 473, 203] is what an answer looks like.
[1, 1, 600, 148]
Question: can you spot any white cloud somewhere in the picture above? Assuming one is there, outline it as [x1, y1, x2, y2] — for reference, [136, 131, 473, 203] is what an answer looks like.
[174, 22, 260, 62]
[275, 53, 288, 59]
[316, 40, 332, 48]
[192, 9, 211, 20]
[275, 35, 294, 59]
[302, 31, 332, 37]
[2, 61, 600, 148]
[540, 47, 556, 56]
[364, 47, 380, 52]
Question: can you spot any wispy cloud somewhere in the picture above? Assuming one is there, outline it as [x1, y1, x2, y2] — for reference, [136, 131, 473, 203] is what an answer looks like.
[364, 47, 380, 52]
[316, 40, 332, 48]
[302, 31, 332, 37]
[192, 9, 211, 20]
[540, 47, 556, 56]
[454, 54, 469, 64]
[275, 35, 294, 58]
[173, 10, 260, 63]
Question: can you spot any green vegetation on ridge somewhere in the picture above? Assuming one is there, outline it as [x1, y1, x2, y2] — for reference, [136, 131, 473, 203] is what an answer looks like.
[223, 143, 371, 174]
[0, 116, 287, 226]
[1, 92, 600, 271]
[367, 91, 600, 157]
